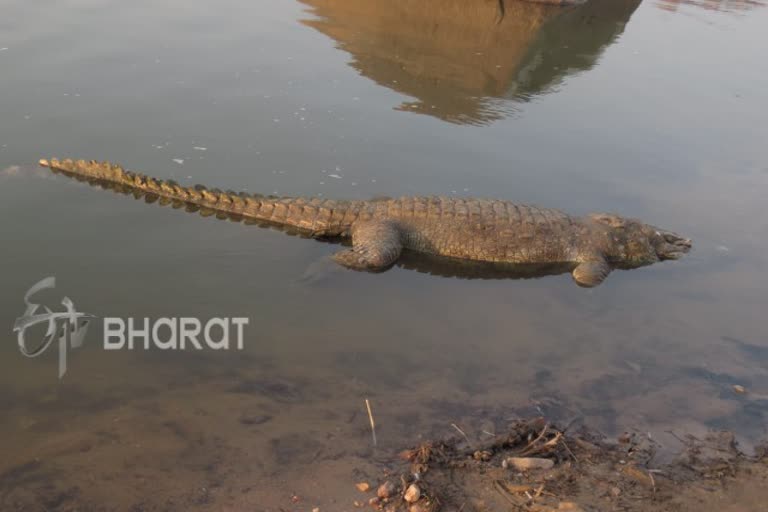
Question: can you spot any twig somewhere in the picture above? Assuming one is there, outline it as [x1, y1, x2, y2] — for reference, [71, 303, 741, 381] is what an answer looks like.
[665, 430, 695, 445]
[493, 480, 526, 510]
[517, 423, 550, 456]
[365, 399, 377, 447]
[560, 438, 579, 462]
[647, 470, 656, 495]
[451, 423, 474, 449]
[541, 431, 563, 448]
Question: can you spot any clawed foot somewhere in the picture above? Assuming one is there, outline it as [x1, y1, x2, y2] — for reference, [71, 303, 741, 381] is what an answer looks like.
[332, 248, 396, 272]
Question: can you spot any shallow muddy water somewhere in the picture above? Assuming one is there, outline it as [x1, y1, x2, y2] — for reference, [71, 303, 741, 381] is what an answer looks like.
[1, 0, 767, 509]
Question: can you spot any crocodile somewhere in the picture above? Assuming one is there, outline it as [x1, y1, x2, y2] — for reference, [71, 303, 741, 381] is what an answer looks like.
[39, 158, 692, 287]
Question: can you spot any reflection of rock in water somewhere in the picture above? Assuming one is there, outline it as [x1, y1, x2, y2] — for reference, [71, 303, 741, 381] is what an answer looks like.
[656, 0, 765, 13]
[300, 0, 641, 125]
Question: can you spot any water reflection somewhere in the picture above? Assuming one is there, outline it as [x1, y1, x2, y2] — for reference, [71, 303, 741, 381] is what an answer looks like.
[301, 0, 641, 125]
[656, 0, 765, 13]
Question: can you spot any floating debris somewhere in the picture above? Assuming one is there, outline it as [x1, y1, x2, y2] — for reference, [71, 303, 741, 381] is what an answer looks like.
[193, 146, 207, 151]
[172, 158, 184, 165]
[328, 174, 342, 179]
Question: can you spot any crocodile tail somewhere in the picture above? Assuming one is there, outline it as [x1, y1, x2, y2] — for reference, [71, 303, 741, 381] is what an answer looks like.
[39, 158, 357, 236]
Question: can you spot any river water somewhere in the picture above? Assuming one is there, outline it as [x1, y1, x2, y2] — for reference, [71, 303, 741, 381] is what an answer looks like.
[1, 0, 767, 509]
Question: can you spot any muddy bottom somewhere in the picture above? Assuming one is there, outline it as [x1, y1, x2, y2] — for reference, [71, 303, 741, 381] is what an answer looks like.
[3, 376, 767, 512]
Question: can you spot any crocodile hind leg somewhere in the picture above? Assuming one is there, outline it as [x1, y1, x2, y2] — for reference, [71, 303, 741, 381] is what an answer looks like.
[332, 220, 403, 272]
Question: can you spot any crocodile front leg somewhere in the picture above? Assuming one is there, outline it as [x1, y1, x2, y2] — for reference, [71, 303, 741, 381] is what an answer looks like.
[332, 219, 403, 272]
[572, 257, 612, 288]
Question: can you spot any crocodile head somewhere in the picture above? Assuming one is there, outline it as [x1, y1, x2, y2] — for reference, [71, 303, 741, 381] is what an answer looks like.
[647, 226, 693, 261]
[589, 213, 692, 267]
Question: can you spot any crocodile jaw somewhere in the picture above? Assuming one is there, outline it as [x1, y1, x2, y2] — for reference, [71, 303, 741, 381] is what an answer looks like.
[654, 229, 692, 261]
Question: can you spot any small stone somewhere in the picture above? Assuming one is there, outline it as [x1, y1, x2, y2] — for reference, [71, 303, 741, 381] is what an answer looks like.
[369, 497, 380, 506]
[473, 450, 492, 461]
[377, 480, 396, 499]
[610, 486, 621, 497]
[409, 505, 427, 512]
[312, 508, 320, 512]
[733, 384, 747, 394]
[404, 484, 421, 503]
[558, 502, 586, 511]
[239, 413, 271, 425]
[356, 482, 370, 492]
[502, 457, 555, 471]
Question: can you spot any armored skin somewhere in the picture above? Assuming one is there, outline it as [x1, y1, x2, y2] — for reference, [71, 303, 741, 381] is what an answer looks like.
[39, 158, 692, 287]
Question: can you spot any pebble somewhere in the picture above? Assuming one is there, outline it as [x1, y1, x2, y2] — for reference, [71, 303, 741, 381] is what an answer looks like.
[355, 482, 370, 492]
[502, 457, 554, 471]
[733, 384, 747, 394]
[404, 483, 421, 503]
[473, 450, 493, 461]
[377, 480, 396, 499]
[558, 502, 585, 511]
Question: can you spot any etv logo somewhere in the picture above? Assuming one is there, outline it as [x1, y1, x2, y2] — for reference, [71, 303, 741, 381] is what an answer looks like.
[12, 277, 94, 379]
